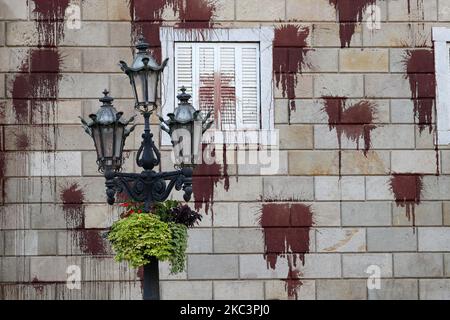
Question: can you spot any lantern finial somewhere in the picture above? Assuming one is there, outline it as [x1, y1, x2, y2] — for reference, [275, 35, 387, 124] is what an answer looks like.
[136, 34, 150, 52]
[100, 89, 114, 105]
[177, 86, 191, 104]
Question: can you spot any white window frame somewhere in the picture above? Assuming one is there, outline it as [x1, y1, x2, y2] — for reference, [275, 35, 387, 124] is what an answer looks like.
[433, 27, 450, 145]
[160, 26, 275, 146]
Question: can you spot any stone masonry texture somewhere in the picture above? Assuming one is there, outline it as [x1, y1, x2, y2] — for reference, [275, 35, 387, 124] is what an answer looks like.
[0, 0, 450, 300]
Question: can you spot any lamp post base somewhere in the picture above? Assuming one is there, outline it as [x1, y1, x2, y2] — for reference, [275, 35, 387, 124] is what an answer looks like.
[143, 257, 160, 300]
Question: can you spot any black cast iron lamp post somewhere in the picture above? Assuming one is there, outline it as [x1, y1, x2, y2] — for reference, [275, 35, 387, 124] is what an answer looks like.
[79, 36, 212, 300]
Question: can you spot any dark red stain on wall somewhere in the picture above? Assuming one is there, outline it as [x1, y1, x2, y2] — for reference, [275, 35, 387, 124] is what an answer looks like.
[322, 97, 377, 176]
[403, 49, 435, 134]
[31, 277, 44, 294]
[284, 256, 303, 300]
[128, 0, 216, 62]
[193, 144, 230, 215]
[329, 0, 377, 48]
[77, 230, 108, 255]
[199, 73, 236, 129]
[12, 48, 62, 125]
[260, 203, 313, 299]
[60, 183, 85, 229]
[15, 133, 30, 151]
[31, 0, 71, 47]
[389, 173, 424, 227]
[273, 25, 310, 113]
[60, 183, 107, 255]
[11, 0, 69, 124]
[403, 49, 439, 175]
[407, 0, 424, 19]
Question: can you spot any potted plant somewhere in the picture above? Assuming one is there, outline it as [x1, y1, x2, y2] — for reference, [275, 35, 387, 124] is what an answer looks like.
[107, 200, 202, 274]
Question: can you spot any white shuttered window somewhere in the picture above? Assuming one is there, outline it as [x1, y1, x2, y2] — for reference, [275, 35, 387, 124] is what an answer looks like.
[433, 27, 450, 144]
[175, 43, 260, 130]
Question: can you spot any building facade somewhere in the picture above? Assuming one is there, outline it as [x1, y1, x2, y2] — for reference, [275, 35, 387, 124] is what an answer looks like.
[1, 0, 450, 300]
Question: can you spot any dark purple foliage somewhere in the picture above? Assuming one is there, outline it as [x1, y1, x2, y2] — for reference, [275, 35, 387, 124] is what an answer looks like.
[170, 205, 202, 228]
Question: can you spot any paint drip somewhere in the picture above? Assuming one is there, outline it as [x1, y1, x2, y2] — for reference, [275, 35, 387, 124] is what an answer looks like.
[390, 173, 424, 227]
[273, 25, 311, 113]
[403, 49, 435, 133]
[407, 0, 425, 20]
[77, 229, 108, 255]
[260, 203, 313, 299]
[192, 144, 230, 215]
[31, 0, 71, 47]
[322, 97, 377, 176]
[31, 277, 44, 294]
[328, 0, 377, 48]
[60, 183, 85, 229]
[128, 0, 216, 62]
[403, 49, 439, 175]
[199, 73, 236, 128]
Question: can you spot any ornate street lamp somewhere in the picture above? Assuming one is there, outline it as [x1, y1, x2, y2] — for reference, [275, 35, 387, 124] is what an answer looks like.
[119, 35, 168, 111]
[160, 87, 213, 167]
[80, 35, 212, 300]
[80, 90, 136, 172]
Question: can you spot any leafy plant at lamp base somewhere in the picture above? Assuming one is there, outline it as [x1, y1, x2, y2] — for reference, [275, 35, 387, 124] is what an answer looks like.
[108, 213, 173, 269]
[168, 222, 188, 274]
[110, 200, 202, 274]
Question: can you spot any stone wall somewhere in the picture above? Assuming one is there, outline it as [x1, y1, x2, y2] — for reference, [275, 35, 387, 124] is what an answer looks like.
[1, 0, 450, 300]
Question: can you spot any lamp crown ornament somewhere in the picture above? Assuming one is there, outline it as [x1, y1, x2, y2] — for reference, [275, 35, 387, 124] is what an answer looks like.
[177, 86, 191, 103]
[136, 34, 150, 52]
[99, 89, 114, 104]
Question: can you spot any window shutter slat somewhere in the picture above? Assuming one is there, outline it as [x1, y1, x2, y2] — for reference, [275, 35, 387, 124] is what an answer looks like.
[219, 47, 236, 128]
[241, 47, 259, 127]
[198, 47, 216, 125]
[175, 45, 193, 100]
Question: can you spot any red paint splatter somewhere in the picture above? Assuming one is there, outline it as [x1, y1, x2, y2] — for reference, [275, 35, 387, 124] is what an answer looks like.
[403, 49, 439, 175]
[403, 49, 435, 134]
[329, 0, 377, 48]
[260, 203, 313, 299]
[31, 0, 70, 47]
[60, 183, 85, 229]
[11, 0, 68, 122]
[322, 97, 377, 176]
[284, 255, 303, 300]
[12, 1, 66, 124]
[15, 133, 30, 151]
[193, 144, 229, 214]
[128, 0, 216, 62]
[390, 173, 424, 227]
[31, 277, 44, 294]
[77, 230, 108, 255]
[273, 25, 311, 112]
[199, 73, 236, 128]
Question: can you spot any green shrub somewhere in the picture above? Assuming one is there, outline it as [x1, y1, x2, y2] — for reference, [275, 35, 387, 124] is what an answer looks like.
[108, 213, 173, 269]
[109, 200, 201, 274]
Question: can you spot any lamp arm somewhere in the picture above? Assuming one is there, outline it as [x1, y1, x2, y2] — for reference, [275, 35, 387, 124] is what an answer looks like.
[103, 167, 193, 212]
